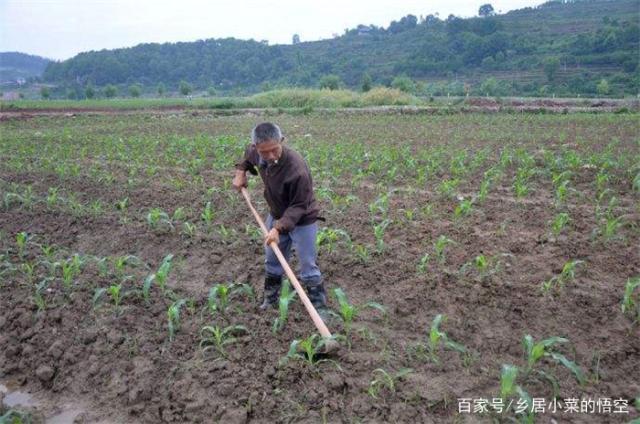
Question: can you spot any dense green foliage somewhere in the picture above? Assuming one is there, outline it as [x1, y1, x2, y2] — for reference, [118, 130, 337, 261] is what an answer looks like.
[35, 0, 640, 97]
[0, 52, 50, 81]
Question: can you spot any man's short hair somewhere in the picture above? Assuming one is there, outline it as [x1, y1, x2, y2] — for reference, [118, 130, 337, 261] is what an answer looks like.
[252, 122, 283, 145]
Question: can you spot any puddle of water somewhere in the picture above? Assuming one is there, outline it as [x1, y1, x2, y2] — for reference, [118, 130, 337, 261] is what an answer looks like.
[1, 381, 86, 424]
[1, 385, 36, 408]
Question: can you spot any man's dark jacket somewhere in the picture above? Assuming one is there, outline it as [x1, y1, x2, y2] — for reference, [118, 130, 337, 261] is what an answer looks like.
[235, 144, 320, 233]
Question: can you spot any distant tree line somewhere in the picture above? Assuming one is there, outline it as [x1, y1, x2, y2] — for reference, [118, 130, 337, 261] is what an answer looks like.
[40, 0, 639, 97]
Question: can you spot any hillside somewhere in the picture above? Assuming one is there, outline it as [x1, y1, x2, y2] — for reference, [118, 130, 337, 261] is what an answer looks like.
[40, 0, 640, 97]
[0, 52, 51, 84]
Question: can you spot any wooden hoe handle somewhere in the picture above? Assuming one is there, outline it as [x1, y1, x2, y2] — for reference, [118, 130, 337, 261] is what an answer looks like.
[240, 187, 333, 339]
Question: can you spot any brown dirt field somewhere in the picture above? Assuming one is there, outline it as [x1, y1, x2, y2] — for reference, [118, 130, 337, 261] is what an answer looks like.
[0, 112, 638, 423]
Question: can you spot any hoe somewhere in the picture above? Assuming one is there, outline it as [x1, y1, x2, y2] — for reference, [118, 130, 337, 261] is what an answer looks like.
[241, 187, 339, 354]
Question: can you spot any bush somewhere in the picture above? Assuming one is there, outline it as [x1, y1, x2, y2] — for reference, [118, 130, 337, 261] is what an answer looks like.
[85, 84, 95, 99]
[319, 75, 342, 90]
[104, 85, 117, 98]
[128, 84, 141, 98]
[391, 75, 415, 93]
[249, 89, 358, 108]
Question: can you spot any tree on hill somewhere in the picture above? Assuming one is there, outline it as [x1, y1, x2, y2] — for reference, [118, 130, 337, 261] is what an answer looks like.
[179, 80, 192, 96]
[479, 4, 495, 17]
[361, 73, 372, 92]
[543, 57, 561, 83]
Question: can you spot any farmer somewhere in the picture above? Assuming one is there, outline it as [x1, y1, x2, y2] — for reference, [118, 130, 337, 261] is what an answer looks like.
[232, 122, 329, 320]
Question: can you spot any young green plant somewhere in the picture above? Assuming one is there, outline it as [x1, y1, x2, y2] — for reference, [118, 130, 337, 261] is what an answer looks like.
[332, 287, 386, 345]
[200, 324, 247, 358]
[273, 279, 297, 333]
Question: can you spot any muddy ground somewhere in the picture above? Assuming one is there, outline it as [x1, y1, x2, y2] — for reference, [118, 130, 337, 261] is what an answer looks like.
[0, 112, 638, 423]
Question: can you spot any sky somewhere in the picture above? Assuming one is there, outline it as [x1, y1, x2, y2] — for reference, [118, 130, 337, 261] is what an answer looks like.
[1, 0, 544, 61]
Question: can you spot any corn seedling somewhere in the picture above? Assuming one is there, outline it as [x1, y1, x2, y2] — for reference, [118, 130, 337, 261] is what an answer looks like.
[424, 314, 468, 363]
[522, 334, 586, 386]
[89, 200, 104, 217]
[316, 227, 351, 254]
[0, 256, 17, 283]
[142, 274, 155, 302]
[352, 243, 371, 264]
[21, 185, 34, 209]
[555, 180, 570, 204]
[434, 235, 455, 264]
[40, 244, 55, 261]
[115, 197, 129, 212]
[96, 256, 110, 278]
[541, 259, 584, 293]
[437, 178, 459, 199]
[279, 334, 341, 369]
[551, 170, 571, 188]
[208, 282, 254, 316]
[403, 208, 415, 222]
[420, 203, 434, 218]
[114, 255, 141, 281]
[416, 253, 431, 274]
[167, 299, 187, 341]
[474, 254, 488, 273]
[33, 278, 51, 312]
[146, 208, 174, 232]
[15, 231, 28, 258]
[93, 287, 107, 307]
[332, 287, 386, 344]
[182, 221, 197, 238]
[143, 254, 174, 300]
[369, 192, 390, 220]
[108, 283, 123, 311]
[94, 283, 124, 313]
[217, 224, 234, 242]
[61, 254, 83, 291]
[367, 368, 412, 399]
[67, 194, 85, 217]
[201, 201, 214, 228]
[172, 207, 186, 222]
[461, 254, 491, 278]
[3, 192, 22, 210]
[454, 198, 473, 218]
[513, 177, 529, 198]
[200, 324, 247, 358]
[621, 276, 640, 322]
[244, 224, 262, 243]
[155, 253, 174, 292]
[497, 336, 585, 422]
[21, 261, 36, 285]
[46, 187, 59, 208]
[477, 179, 491, 203]
[599, 214, 624, 242]
[273, 279, 297, 333]
[595, 170, 610, 193]
[551, 212, 570, 236]
[373, 219, 391, 254]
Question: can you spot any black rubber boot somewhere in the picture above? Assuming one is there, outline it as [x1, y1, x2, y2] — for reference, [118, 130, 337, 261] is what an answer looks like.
[302, 277, 331, 322]
[260, 274, 282, 310]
